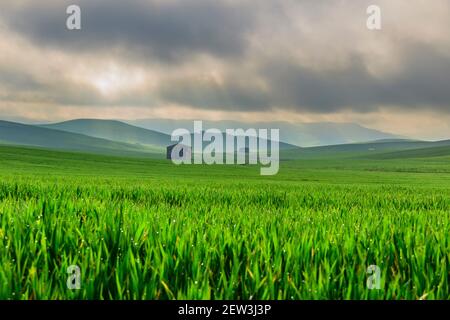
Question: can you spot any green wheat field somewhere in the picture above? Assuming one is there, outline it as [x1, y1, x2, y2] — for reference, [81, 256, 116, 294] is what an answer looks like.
[0, 145, 449, 300]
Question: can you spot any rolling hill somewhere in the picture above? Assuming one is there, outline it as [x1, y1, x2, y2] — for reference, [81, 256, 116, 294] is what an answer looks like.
[0, 120, 162, 157]
[368, 145, 450, 160]
[1, 119, 298, 159]
[43, 119, 300, 151]
[4, 118, 450, 161]
[42, 119, 172, 148]
[280, 139, 450, 159]
[314, 139, 450, 153]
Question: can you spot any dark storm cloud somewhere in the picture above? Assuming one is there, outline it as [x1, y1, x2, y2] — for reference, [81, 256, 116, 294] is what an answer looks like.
[158, 44, 450, 113]
[262, 45, 450, 113]
[3, 0, 255, 62]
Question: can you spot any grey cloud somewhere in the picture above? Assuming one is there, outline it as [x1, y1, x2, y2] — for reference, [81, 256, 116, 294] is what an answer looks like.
[159, 77, 271, 111]
[158, 44, 450, 113]
[0, 67, 43, 93]
[1, 0, 450, 115]
[3, 0, 255, 63]
[262, 44, 450, 113]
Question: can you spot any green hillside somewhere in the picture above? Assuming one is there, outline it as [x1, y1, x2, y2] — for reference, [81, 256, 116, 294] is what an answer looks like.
[5, 119, 450, 162]
[42, 119, 172, 148]
[44, 119, 299, 150]
[0, 120, 163, 157]
[282, 139, 450, 159]
[369, 145, 450, 160]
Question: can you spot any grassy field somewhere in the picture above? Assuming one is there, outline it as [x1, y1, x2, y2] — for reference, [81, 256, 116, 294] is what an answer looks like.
[0, 145, 450, 300]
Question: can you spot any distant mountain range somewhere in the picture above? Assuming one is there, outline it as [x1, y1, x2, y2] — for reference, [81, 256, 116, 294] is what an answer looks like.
[0, 119, 298, 156]
[2, 118, 450, 160]
[42, 119, 299, 151]
[127, 119, 402, 147]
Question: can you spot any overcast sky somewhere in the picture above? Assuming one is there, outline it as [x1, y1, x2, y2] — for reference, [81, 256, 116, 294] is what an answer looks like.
[1, 0, 449, 139]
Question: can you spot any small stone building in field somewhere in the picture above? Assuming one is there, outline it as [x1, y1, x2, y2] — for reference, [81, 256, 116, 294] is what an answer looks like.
[166, 144, 192, 161]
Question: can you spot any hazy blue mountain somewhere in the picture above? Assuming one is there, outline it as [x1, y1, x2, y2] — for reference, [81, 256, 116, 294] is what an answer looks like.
[127, 119, 401, 147]
[3, 119, 449, 161]
[43, 119, 299, 151]
[42, 119, 172, 148]
[0, 120, 162, 157]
